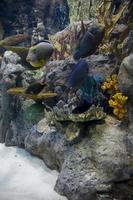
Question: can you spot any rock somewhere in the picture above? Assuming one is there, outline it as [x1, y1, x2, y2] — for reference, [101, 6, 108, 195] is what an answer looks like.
[25, 125, 68, 170]
[0, 51, 44, 145]
[36, 118, 51, 134]
[65, 123, 81, 142]
[0, 21, 4, 40]
[1, 51, 24, 77]
[55, 116, 133, 200]
[25, 116, 133, 200]
[52, 105, 106, 122]
[0, 0, 69, 36]
[118, 54, 133, 100]
[46, 54, 116, 91]
[122, 30, 133, 56]
[118, 54, 133, 130]
[0, 51, 23, 143]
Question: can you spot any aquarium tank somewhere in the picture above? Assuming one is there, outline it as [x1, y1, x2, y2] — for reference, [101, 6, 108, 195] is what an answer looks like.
[0, 0, 133, 200]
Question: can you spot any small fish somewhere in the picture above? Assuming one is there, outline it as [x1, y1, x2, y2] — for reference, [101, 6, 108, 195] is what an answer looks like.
[26, 41, 54, 69]
[25, 82, 47, 94]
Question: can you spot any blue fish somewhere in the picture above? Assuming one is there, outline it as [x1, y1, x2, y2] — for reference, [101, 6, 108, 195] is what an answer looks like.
[67, 59, 89, 91]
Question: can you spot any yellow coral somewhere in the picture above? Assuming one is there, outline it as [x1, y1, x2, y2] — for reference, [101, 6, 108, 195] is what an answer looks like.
[109, 93, 128, 119]
[101, 74, 119, 94]
[102, 75, 128, 119]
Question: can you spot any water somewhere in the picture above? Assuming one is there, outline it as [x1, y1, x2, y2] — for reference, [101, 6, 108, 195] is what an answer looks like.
[0, 144, 67, 200]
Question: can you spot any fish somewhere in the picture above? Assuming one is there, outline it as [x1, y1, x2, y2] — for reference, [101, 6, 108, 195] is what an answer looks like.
[67, 59, 89, 91]
[25, 82, 47, 94]
[73, 24, 104, 60]
[26, 41, 54, 69]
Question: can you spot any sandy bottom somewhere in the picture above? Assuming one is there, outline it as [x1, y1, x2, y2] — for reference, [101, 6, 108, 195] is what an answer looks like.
[0, 144, 67, 200]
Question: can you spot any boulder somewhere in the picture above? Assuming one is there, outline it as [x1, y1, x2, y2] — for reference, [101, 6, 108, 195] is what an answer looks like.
[118, 54, 133, 130]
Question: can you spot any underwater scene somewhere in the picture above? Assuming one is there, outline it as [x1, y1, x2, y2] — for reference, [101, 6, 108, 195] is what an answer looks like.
[0, 0, 133, 199]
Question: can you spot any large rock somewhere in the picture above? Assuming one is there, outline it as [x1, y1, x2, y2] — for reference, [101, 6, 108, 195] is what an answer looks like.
[118, 54, 133, 100]
[25, 116, 133, 200]
[118, 54, 133, 130]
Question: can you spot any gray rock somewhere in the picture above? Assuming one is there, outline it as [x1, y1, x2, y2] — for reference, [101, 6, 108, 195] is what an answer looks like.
[122, 30, 133, 56]
[0, 51, 23, 143]
[118, 54, 133, 100]
[118, 54, 133, 130]
[25, 126, 69, 170]
[25, 116, 133, 200]
[0, 51, 44, 146]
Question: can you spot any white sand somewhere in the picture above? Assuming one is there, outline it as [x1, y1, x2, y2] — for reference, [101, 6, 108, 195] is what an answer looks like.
[0, 144, 67, 200]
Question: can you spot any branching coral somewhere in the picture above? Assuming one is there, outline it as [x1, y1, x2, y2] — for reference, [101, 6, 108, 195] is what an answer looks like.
[101, 74, 119, 94]
[109, 93, 128, 119]
[97, 0, 129, 54]
[101, 74, 128, 119]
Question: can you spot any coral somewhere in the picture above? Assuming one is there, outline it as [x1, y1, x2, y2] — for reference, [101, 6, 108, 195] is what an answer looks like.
[109, 92, 128, 119]
[46, 104, 106, 122]
[97, 1, 129, 54]
[101, 74, 119, 95]
[7, 87, 57, 100]
[102, 74, 128, 119]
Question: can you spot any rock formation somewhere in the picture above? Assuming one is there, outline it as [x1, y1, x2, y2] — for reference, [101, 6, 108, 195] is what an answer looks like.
[0, 0, 69, 37]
